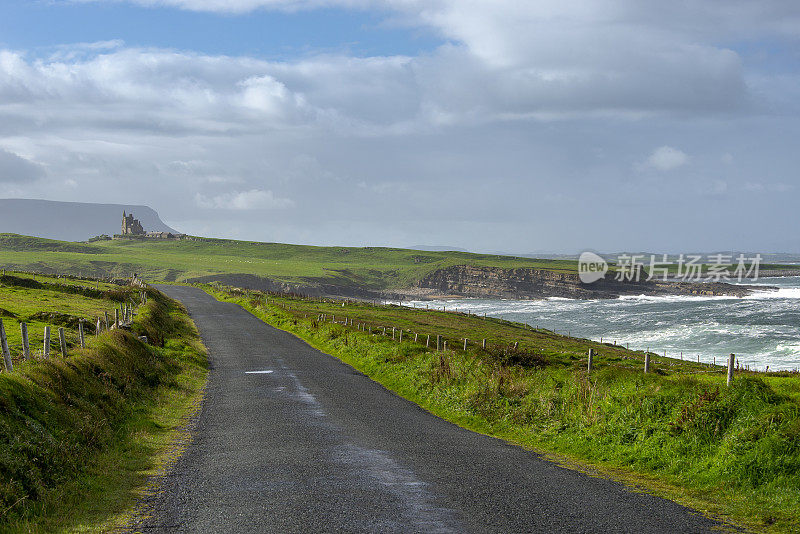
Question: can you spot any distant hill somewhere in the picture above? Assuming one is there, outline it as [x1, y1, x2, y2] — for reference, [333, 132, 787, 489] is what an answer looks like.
[0, 199, 178, 242]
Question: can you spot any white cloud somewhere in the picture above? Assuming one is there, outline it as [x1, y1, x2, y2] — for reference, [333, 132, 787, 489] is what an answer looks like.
[1, 2, 799, 251]
[744, 182, 794, 193]
[48, 40, 125, 61]
[194, 189, 295, 210]
[0, 48, 314, 136]
[644, 146, 689, 171]
[692, 178, 728, 196]
[61, 1, 781, 121]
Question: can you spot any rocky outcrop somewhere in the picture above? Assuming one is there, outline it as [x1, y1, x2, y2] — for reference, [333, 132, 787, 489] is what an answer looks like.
[415, 265, 768, 300]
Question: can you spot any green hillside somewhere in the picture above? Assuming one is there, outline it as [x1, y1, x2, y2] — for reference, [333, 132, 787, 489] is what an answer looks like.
[0, 234, 576, 291]
[0, 273, 207, 530]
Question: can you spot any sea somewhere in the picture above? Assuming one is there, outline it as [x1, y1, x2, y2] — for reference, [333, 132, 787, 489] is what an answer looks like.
[398, 276, 800, 371]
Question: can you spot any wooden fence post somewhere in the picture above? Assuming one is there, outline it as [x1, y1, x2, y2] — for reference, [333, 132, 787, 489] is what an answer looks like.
[727, 353, 735, 386]
[21, 322, 30, 360]
[463, 338, 468, 351]
[58, 327, 67, 358]
[44, 326, 51, 358]
[392, 327, 396, 340]
[114, 309, 119, 328]
[587, 348, 594, 373]
[97, 317, 102, 336]
[436, 335, 441, 351]
[414, 333, 418, 342]
[644, 353, 651, 374]
[104, 311, 109, 330]
[443, 340, 447, 351]
[482, 339, 486, 349]
[79, 321, 85, 349]
[426, 334, 430, 348]
[0, 319, 13, 371]
[399, 330, 403, 342]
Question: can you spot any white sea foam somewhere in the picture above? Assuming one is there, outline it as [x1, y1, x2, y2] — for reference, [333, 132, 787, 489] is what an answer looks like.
[393, 278, 800, 369]
[616, 293, 737, 303]
[744, 287, 800, 299]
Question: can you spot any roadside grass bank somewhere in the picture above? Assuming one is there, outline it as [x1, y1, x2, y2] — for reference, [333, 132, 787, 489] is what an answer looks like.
[0, 282, 207, 532]
[206, 284, 800, 533]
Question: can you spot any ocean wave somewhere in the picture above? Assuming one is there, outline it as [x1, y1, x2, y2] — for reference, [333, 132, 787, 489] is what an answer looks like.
[743, 287, 800, 300]
[616, 294, 737, 303]
[393, 281, 800, 369]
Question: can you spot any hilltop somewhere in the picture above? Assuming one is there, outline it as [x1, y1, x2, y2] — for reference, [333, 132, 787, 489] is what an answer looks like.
[0, 199, 178, 241]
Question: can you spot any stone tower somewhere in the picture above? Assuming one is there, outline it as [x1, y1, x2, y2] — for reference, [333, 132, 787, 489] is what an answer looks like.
[121, 211, 145, 235]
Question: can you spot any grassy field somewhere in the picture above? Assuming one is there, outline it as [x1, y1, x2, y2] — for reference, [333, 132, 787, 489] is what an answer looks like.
[0, 234, 577, 291]
[0, 275, 207, 532]
[206, 284, 800, 533]
[0, 272, 130, 358]
[2, 235, 795, 301]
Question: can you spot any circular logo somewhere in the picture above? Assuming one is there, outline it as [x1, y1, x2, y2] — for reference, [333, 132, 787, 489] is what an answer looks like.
[578, 251, 608, 283]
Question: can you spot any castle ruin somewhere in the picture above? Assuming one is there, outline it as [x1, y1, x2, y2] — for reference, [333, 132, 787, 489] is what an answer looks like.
[121, 211, 145, 235]
[118, 211, 187, 240]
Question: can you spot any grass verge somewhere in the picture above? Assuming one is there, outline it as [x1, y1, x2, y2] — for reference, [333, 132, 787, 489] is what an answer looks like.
[206, 285, 800, 533]
[0, 286, 207, 533]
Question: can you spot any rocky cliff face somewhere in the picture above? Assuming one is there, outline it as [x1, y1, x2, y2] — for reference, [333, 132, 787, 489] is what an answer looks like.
[186, 265, 769, 302]
[415, 265, 761, 300]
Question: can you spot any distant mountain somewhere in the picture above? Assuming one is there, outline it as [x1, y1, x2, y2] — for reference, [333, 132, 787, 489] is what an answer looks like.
[0, 199, 178, 242]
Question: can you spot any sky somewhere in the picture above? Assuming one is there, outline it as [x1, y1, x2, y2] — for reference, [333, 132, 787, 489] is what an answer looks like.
[0, 1, 799, 254]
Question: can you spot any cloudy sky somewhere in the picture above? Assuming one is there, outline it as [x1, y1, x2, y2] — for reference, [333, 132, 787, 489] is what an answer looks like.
[1, 1, 798, 253]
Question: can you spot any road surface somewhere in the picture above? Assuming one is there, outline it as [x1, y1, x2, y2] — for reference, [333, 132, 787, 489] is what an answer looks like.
[136, 285, 722, 533]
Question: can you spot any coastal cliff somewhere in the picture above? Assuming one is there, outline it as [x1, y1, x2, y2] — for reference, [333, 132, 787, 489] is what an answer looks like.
[186, 265, 771, 301]
[414, 265, 762, 300]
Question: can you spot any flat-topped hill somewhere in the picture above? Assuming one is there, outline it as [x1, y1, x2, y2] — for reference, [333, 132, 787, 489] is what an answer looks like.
[0, 199, 177, 241]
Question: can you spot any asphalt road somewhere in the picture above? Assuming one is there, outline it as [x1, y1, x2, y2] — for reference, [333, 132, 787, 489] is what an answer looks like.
[138, 285, 722, 533]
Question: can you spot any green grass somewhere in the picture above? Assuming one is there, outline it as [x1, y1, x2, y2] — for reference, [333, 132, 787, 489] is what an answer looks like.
[0, 233, 577, 291]
[0, 272, 130, 359]
[208, 285, 800, 533]
[0, 280, 207, 532]
[3, 235, 797, 297]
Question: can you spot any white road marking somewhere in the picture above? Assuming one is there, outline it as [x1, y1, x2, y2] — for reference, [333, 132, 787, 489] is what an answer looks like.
[245, 370, 274, 374]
